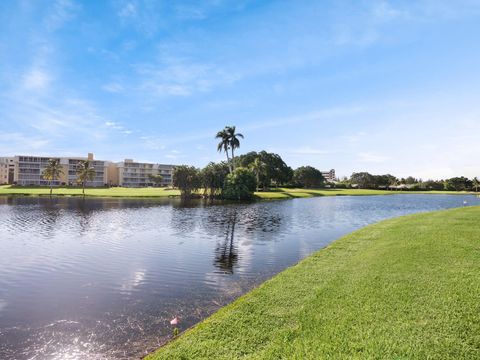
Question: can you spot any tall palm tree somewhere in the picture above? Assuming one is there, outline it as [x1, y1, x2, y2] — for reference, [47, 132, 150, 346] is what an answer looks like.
[76, 160, 96, 196]
[249, 157, 267, 191]
[216, 128, 232, 173]
[225, 126, 243, 170]
[42, 158, 64, 196]
[473, 177, 480, 192]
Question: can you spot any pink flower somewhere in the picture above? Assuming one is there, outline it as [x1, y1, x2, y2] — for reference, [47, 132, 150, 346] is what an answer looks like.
[170, 317, 179, 326]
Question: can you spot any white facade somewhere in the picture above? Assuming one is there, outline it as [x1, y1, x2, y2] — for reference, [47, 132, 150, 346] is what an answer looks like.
[0, 157, 15, 184]
[321, 169, 336, 182]
[12, 154, 108, 186]
[116, 159, 174, 187]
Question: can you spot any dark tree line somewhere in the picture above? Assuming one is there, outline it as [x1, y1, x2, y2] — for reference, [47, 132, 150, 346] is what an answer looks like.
[345, 172, 479, 192]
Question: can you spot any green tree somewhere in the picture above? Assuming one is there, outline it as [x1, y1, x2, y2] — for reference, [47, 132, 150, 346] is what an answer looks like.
[249, 157, 267, 191]
[76, 160, 96, 196]
[235, 151, 293, 188]
[444, 177, 472, 191]
[223, 167, 257, 200]
[216, 129, 232, 173]
[173, 165, 201, 199]
[42, 158, 64, 196]
[293, 166, 325, 188]
[350, 172, 375, 189]
[201, 162, 230, 198]
[148, 174, 164, 186]
[473, 177, 480, 192]
[225, 126, 244, 170]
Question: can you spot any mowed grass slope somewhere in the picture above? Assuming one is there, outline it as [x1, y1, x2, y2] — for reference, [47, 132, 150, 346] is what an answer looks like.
[0, 185, 474, 199]
[0, 185, 179, 197]
[254, 188, 476, 199]
[147, 206, 480, 359]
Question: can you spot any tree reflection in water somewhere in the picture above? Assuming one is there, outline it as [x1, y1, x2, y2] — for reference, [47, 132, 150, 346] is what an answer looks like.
[213, 210, 239, 274]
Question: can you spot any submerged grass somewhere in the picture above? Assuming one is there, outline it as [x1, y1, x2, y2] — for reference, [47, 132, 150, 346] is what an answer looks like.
[147, 206, 480, 359]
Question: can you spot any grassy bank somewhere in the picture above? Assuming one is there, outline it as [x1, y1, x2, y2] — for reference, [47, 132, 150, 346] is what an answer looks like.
[147, 206, 480, 359]
[0, 185, 179, 197]
[0, 185, 473, 199]
[254, 188, 476, 199]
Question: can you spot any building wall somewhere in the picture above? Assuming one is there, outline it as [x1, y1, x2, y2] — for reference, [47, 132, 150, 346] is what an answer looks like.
[0, 157, 14, 185]
[321, 169, 336, 182]
[14, 156, 60, 186]
[12, 154, 108, 186]
[106, 163, 119, 186]
[1, 154, 175, 187]
[117, 160, 174, 187]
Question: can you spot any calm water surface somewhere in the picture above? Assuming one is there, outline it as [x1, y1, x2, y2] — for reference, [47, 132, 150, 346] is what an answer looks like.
[0, 194, 478, 359]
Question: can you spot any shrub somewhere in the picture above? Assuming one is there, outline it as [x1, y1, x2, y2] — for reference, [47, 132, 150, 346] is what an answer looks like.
[173, 165, 201, 198]
[223, 167, 257, 200]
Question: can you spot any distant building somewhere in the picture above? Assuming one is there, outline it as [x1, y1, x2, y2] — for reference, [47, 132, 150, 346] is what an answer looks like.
[11, 153, 108, 186]
[321, 169, 336, 182]
[114, 159, 174, 187]
[0, 153, 175, 187]
[0, 157, 15, 184]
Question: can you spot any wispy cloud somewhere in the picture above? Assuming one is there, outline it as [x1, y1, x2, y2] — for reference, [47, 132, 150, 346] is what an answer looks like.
[43, 0, 80, 31]
[22, 68, 52, 90]
[358, 152, 390, 163]
[134, 59, 240, 97]
[102, 82, 124, 93]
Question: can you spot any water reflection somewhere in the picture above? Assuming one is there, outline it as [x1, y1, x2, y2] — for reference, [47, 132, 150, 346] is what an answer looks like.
[0, 194, 478, 359]
[213, 210, 239, 274]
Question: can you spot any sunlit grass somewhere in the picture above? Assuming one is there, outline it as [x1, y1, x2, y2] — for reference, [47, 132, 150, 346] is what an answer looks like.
[254, 188, 476, 199]
[147, 206, 480, 359]
[0, 185, 475, 199]
[0, 185, 179, 197]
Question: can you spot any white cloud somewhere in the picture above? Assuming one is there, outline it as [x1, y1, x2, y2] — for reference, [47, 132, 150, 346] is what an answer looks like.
[358, 152, 390, 163]
[44, 0, 80, 31]
[22, 69, 52, 90]
[102, 83, 124, 93]
[134, 58, 241, 97]
[118, 1, 137, 19]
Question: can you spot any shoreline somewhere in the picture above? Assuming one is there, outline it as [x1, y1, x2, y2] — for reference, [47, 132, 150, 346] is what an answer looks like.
[0, 186, 476, 201]
[145, 206, 480, 359]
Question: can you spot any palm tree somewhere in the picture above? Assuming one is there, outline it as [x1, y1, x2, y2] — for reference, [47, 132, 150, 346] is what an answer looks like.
[473, 177, 480, 192]
[226, 126, 243, 170]
[42, 158, 64, 196]
[216, 128, 232, 173]
[76, 160, 96, 196]
[249, 157, 266, 191]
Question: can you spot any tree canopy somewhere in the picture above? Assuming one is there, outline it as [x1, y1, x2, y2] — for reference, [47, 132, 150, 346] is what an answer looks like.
[293, 166, 325, 188]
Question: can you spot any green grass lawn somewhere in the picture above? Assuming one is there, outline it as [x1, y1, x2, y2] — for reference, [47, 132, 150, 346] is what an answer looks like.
[0, 185, 180, 197]
[254, 188, 394, 199]
[147, 206, 480, 359]
[0, 185, 474, 199]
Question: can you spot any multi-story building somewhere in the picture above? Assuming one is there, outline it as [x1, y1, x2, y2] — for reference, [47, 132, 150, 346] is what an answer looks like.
[114, 159, 174, 187]
[14, 155, 63, 186]
[321, 169, 336, 182]
[66, 155, 108, 187]
[10, 153, 107, 186]
[0, 153, 175, 187]
[0, 157, 15, 185]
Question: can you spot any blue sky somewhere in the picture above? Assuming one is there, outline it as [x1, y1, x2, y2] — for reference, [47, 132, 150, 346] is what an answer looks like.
[1, 0, 479, 179]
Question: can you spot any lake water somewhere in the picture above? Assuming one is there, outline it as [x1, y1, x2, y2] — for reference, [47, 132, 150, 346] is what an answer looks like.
[0, 194, 478, 359]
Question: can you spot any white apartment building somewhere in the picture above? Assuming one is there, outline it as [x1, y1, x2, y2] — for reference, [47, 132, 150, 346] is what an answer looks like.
[321, 169, 336, 182]
[7, 153, 108, 186]
[114, 159, 174, 187]
[0, 157, 15, 185]
[1, 154, 175, 188]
